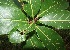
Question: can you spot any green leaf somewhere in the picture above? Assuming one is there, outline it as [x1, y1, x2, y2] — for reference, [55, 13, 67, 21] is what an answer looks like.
[23, 34, 45, 50]
[0, 0, 27, 35]
[8, 28, 26, 43]
[0, 0, 35, 43]
[17, 22, 35, 34]
[0, 0, 35, 34]
[39, 0, 68, 14]
[37, 0, 70, 29]
[53, 0, 69, 9]
[39, 10, 70, 29]
[23, 0, 41, 17]
[35, 26, 65, 50]
[8, 22, 35, 43]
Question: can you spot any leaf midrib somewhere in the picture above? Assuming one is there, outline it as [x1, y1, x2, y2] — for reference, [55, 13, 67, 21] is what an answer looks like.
[35, 26, 51, 41]
[39, 20, 70, 22]
[0, 18, 27, 22]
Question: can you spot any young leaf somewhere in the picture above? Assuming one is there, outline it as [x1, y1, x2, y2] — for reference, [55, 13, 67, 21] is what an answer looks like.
[36, 26, 65, 50]
[22, 0, 41, 17]
[8, 29, 26, 43]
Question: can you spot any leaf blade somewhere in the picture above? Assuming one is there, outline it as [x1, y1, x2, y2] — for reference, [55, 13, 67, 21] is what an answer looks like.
[23, 0, 41, 17]
[23, 34, 45, 50]
[0, 0, 35, 43]
[39, 10, 70, 29]
[36, 26, 65, 50]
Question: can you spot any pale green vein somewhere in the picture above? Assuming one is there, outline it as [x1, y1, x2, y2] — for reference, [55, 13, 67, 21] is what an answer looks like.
[36, 26, 51, 40]
[39, 20, 70, 22]
[30, 0, 34, 17]
[0, 19, 27, 22]
[28, 22, 34, 28]
[30, 39, 34, 47]
[37, 9, 48, 18]
[18, 0, 21, 2]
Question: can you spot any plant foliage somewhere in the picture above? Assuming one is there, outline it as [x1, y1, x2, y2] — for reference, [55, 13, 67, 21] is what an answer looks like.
[0, 0, 70, 50]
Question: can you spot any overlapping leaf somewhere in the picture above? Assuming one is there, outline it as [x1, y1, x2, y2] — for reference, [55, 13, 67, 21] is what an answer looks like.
[23, 34, 45, 50]
[39, 0, 69, 14]
[37, 0, 70, 29]
[35, 26, 65, 50]
[22, 0, 41, 17]
[8, 28, 26, 43]
[0, 0, 35, 43]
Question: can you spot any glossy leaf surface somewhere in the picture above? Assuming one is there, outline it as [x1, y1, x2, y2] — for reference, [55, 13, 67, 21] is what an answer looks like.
[39, 10, 70, 29]
[36, 26, 65, 50]
[0, 0, 35, 43]
[23, 0, 41, 17]
[23, 34, 45, 50]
